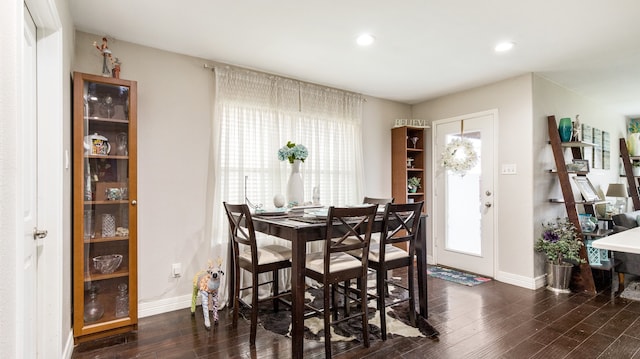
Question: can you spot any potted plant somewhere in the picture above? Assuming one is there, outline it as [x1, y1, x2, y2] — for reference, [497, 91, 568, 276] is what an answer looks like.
[633, 160, 640, 177]
[534, 217, 585, 293]
[407, 177, 421, 193]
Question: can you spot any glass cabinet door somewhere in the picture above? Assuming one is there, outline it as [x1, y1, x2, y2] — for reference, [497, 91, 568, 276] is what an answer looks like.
[73, 72, 137, 342]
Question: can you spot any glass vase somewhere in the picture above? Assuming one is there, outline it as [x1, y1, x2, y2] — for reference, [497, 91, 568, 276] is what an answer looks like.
[558, 118, 573, 142]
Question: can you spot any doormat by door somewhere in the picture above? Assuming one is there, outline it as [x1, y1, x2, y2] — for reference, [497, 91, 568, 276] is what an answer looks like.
[427, 266, 492, 286]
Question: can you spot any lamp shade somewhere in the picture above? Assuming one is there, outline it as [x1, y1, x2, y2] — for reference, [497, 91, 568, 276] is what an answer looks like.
[606, 183, 627, 198]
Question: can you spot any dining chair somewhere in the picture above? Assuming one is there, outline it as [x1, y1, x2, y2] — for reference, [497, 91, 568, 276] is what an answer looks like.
[366, 201, 423, 340]
[339, 196, 395, 314]
[304, 205, 377, 358]
[363, 196, 394, 207]
[223, 202, 292, 346]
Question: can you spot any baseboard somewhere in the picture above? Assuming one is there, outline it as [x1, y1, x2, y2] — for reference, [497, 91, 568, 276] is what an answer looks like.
[138, 294, 193, 318]
[63, 330, 74, 359]
[494, 270, 544, 290]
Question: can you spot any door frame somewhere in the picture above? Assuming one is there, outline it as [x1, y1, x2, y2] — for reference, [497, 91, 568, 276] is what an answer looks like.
[431, 109, 499, 277]
[23, 0, 65, 357]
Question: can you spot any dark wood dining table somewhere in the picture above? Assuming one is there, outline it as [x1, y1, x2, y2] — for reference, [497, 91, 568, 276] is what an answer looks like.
[234, 211, 429, 359]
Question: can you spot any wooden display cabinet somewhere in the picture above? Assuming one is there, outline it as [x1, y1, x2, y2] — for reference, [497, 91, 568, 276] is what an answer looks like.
[72, 72, 138, 343]
[392, 126, 427, 209]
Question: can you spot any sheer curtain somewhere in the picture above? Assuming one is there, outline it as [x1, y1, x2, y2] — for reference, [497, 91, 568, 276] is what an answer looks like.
[208, 67, 365, 306]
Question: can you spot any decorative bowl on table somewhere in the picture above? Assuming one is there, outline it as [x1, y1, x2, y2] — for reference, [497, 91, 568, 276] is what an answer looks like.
[93, 254, 123, 274]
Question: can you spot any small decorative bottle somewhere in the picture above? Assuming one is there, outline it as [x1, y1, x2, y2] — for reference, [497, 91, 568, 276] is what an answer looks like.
[84, 286, 104, 323]
[115, 283, 129, 318]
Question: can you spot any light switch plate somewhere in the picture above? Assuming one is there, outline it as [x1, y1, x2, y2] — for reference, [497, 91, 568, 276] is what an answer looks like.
[501, 164, 517, 175]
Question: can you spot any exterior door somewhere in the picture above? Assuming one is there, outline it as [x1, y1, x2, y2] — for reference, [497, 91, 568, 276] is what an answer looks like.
[434, 111, 496, 277]
[22, 6, 38, 358]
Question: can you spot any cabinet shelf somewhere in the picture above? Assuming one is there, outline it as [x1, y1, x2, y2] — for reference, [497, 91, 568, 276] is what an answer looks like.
[83, 268, 129, 282]
[85, 200, 129, 205]
[85, 116, 129, 124]
[84, 236, 129, 244]
[85, 154, 129, 160]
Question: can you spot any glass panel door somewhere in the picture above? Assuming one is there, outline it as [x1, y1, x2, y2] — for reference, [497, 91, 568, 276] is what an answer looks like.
[434, 112, 495, 277]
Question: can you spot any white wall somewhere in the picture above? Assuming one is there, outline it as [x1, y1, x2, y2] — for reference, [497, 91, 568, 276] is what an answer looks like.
[362, 96, 412, 198]
[532, 74, 627, 277]
[73, 30, 410, 315]
[411, 74, 536, 288]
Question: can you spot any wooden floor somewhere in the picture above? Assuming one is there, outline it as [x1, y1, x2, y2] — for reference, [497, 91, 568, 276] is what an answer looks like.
[72, 267, 640, 358]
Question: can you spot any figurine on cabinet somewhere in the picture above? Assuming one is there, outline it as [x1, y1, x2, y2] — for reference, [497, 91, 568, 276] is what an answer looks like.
[190, 258, 225, 330]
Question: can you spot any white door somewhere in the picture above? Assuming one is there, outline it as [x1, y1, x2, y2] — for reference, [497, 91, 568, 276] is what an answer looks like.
[434, 111, 496, 277]
[22, 6, 40, 359]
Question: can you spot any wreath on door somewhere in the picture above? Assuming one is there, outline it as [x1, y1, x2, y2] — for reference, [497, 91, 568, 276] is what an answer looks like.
[439, 120, 478, 176]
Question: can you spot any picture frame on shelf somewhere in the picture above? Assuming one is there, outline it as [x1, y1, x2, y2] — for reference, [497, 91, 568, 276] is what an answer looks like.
[571, 159, 590, 173]
[573, 176, 600, 202]
[581, 123, 593, 162]
[602, 131, 610, 170]
[593, 128, 603, 169]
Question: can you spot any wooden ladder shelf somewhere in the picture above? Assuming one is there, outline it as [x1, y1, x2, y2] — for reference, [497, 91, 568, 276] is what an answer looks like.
[547, 115, 596, 294]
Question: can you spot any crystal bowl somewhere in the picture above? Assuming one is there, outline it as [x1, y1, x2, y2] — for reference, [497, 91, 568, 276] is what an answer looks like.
[92, 254, 123, 274]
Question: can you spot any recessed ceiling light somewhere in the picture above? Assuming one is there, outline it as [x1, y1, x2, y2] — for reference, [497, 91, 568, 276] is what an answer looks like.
[495, 41, 514, 52]
[356, 33, 375, 46]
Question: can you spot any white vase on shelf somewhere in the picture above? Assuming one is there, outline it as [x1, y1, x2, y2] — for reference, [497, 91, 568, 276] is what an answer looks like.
[628, 133, 640, 156]
[286, 160, 304, 206]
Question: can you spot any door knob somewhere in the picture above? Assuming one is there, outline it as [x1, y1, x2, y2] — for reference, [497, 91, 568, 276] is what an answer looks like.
[33, 227, 48, 239]
[486, 190, 492, 196]
[131, 200, 137, 206]
[484, 202, 492, 208]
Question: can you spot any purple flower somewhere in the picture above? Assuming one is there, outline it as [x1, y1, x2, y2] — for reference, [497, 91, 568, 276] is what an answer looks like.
[543, 230, 559, 243]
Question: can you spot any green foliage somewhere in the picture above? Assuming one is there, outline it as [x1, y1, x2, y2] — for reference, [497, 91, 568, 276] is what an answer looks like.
[534, 217, 585, 265]
[407, 177, 421, 188]
[629, 118, 640, 133]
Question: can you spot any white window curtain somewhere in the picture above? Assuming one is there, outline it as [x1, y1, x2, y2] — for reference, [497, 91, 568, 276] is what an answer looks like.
[207, 67, 365, 306]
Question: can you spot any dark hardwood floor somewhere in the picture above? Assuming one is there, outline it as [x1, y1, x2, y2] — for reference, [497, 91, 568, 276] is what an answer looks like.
[72, 268, 640, 358]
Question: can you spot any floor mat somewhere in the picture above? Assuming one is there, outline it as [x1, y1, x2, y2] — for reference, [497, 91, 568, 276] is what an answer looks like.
[427, 266, 492, 286]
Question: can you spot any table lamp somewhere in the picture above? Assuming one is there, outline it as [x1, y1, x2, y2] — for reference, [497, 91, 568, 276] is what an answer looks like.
[606, 183, 628, 214]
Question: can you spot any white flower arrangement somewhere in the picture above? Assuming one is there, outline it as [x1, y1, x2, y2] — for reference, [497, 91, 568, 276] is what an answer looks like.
[440, 138, 478, 176]
[278, 141, 308, 164]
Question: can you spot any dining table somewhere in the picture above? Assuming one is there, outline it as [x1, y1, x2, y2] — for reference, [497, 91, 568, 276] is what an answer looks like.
[232, 209, 429, 359]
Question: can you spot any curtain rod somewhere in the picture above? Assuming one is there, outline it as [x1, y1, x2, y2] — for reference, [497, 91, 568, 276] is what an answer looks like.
[202, 63, 366, 101]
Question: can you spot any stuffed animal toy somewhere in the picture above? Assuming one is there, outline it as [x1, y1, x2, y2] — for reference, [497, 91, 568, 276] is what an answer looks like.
[191, 258, 224, 330]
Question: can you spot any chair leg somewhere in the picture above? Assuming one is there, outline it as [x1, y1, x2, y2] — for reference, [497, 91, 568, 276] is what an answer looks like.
[273, 269, 280, 312]
[331, 284, 339, 320]
[377, 267, 387, 340]
[324, 283, 332, 359]
[250, 272, 259, 346]
[361, 273, 370, 348]
[232, 265, 241, 326]
[343, 280, 351, 317]
[408, 264, 416, 326]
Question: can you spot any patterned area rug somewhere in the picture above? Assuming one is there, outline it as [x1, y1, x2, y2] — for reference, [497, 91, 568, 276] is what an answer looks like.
[239, 282, 439, 343]
[620, 281, 640, 301]
[427, 266, 492, 286]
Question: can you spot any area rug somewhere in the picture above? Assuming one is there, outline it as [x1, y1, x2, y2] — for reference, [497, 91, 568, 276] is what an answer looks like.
[239, 282, 439, 344]
[427, 266, 492, 286]
[620, 281, 640, 301]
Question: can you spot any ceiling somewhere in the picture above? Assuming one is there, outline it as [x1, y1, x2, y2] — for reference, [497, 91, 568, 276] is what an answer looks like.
[70, 0, 640, 117]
